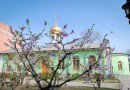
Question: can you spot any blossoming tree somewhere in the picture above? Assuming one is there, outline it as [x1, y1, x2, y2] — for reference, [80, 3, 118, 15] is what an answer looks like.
[5, 19, 113, 90]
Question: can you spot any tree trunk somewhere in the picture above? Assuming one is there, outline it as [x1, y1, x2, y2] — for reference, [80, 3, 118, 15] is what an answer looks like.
[20, 77, 25, 85]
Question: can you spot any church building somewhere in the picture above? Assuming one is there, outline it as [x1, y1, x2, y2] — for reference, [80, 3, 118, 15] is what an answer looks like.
[0, 21, 129, 77]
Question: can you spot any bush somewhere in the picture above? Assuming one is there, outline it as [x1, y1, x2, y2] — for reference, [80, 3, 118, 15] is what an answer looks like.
[39, 73, 52, 80]
[0, 73, 12, 79]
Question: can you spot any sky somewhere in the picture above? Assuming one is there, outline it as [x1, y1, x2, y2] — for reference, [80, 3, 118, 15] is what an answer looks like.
[0, 0, 129, 52]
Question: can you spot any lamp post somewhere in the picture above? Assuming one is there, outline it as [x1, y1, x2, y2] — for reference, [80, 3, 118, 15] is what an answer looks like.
[122, 0, 130, 24]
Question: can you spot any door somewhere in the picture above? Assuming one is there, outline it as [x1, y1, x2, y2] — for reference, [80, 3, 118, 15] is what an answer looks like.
[42, 61, 48, 73]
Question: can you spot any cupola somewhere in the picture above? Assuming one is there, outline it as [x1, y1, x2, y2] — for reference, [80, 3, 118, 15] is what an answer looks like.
[50, 20, 61, 34]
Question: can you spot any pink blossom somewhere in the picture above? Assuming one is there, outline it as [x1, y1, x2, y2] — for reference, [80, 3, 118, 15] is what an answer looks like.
[25, 48, 30, 52]
[18, 56, 21, 60]
[21, 44, 26, 48]
[60, 31, 68, 37]
[32, 35, 39, 41]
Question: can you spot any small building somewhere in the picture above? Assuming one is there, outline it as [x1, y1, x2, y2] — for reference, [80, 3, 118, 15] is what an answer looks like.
[112, 53, 130, 75]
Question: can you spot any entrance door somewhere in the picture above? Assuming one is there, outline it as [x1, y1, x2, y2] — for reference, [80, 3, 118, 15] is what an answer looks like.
[42, 62, 48, 73]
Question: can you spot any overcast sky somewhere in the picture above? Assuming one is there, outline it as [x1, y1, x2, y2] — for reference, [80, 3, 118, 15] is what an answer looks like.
[0, 0, 129, 52]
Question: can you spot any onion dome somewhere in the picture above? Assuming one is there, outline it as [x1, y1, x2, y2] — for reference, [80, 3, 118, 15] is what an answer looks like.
[50, 20, 61, 34]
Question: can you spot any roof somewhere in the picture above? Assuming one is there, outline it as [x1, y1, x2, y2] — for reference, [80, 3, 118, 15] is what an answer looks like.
[42, 43, 108, 50]
[1, 43, 110, 54]
[112, 53, 129, 56]
[0, 22, 10, 32]
[0, 48, 21, 54]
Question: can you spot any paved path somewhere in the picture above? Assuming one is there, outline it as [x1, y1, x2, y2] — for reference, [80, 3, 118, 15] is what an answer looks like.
[22, 75, 130, 90]
[23, 77, 120, 89]
[66, 81, 120, 89]
[116, 75, 130, 90]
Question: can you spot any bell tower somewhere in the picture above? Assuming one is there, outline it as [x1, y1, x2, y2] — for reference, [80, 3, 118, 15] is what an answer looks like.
[50, 20, 61, 43]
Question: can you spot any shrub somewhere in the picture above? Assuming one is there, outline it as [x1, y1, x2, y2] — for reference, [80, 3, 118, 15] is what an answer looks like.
[39, 73, 52, 80]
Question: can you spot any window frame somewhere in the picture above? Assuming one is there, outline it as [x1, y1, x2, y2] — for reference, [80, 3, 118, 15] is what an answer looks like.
[58, 58, 64, 69]
[73, 56, 80, 70]
[118, 61, 123, 70]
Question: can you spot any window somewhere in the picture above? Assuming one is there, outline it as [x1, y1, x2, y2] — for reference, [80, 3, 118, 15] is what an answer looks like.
[8, 54, 13, 60]
[17, 65, 22, 72]
[118, 61, 123, 70]
[73, 56, 80, 70]
[88, 55, 96, 65]
[52, 35, 55, 41]
[88, 55, 96, 70]
[57, 55, 65, 69]
[29, 53, 34, 56]
[58, 60, 64, 69]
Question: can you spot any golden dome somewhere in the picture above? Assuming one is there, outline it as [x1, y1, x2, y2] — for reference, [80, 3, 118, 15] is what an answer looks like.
[50, 21, 61, 34]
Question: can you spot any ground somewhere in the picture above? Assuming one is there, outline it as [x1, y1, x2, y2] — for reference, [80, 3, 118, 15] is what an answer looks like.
[0, 77, 121, 90]
[1, 86, 118, 90]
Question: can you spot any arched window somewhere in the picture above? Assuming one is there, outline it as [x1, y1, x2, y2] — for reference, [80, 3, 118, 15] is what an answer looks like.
[118, 61, 123, 70]
[52, 35, 55, 41]
[58, 60, 64, 69]
[58, 56, 64, 69]
[88, 55, 96, 64]
[8, 54, 13, 61]
[73, 56, 80, 70]
[88, 55, 96, 70]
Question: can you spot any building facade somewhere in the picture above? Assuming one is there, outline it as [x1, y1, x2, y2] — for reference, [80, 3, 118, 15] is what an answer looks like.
[0, 22, 13, 53]
[0, 22, 129, 77]
[0, 46, 129, 76]
[112, 53, 130, 75]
